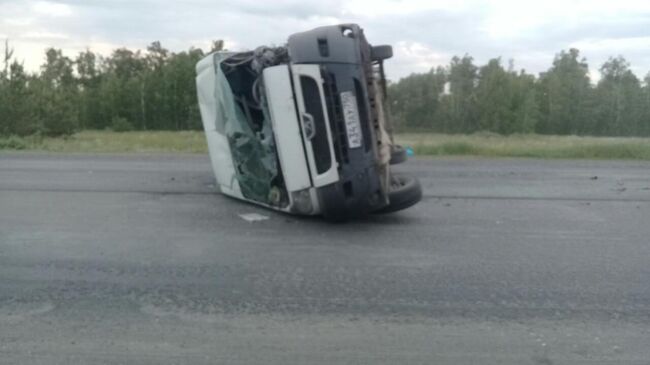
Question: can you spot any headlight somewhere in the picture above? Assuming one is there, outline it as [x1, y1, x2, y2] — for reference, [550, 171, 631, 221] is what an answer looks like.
[291, 189, 313, 214]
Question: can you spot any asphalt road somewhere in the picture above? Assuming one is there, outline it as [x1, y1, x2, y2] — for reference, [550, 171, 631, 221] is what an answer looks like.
[1, 152, 650, 364]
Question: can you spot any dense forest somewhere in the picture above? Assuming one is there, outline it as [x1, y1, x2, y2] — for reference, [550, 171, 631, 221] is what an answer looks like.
[1, 41, 649, 137]
[0, 40, 224, 137]
[390, 49, 650, 136]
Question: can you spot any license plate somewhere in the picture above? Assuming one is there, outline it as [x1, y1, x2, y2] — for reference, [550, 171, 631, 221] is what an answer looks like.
[340, 91, 363, 149]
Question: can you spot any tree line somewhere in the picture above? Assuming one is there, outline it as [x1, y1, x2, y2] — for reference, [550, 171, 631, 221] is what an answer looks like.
[0, 40, 225, 137]
[1, 42, 649, 137]
[389, 49, 650, 136]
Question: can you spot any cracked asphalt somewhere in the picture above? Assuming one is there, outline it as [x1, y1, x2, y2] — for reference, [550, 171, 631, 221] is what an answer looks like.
[1, 152, 650, 364]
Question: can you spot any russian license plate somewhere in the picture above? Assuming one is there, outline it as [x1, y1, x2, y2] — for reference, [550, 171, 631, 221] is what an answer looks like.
[340, 91, 363, 149]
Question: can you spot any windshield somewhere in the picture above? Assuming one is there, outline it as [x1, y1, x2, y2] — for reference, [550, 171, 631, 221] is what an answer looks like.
[214, 53, 285, 206]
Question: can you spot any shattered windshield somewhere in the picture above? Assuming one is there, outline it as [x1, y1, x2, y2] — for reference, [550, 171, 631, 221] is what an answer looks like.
[213, 51, 288, 206]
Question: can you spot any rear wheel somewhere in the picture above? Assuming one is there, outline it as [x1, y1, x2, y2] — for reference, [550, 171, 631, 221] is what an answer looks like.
[374, 174, 422, 214]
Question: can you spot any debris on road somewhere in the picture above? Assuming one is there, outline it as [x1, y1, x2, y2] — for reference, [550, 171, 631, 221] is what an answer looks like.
[239, 213, 270, 222]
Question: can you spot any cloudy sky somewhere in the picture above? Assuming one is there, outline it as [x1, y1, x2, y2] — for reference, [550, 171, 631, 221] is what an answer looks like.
[1, 0, 650, 81]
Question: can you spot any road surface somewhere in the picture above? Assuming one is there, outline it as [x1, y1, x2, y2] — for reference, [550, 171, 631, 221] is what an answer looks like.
[1, 153, 650, 364]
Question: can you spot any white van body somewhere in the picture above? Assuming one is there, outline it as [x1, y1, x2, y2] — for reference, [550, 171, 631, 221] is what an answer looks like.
[195, 24, 422, 220]
[196, 53, 333, 215]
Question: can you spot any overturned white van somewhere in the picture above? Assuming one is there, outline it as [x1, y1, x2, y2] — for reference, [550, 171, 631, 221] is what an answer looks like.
[196, 24, 421, 220]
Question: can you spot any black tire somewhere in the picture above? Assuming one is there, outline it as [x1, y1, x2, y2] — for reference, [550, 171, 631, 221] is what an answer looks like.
[375, 174, 422, 214]
[390, 145, 407, 165]
[371, 45, 393, 61]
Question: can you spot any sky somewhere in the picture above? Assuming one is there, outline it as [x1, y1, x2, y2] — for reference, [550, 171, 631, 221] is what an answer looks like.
[1, 0, 650, 82]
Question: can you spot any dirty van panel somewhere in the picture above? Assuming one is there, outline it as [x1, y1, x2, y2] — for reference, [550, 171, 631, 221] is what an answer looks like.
[288, 24, 395, 218]
[288, 24, 363, 65]
[313, 62, 388, 218]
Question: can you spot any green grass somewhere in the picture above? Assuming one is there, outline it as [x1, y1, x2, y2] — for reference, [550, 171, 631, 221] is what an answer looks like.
[2, 130, 650, 160]
[396, 132, 650, 160]
[0, 130, 207, 154]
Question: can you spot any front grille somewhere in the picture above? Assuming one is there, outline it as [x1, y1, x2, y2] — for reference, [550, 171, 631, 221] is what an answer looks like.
[322, 72, 349, 165]
[299, 76, 332, 174]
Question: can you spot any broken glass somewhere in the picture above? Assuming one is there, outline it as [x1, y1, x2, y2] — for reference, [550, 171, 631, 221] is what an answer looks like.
[212, 53, 286, 206]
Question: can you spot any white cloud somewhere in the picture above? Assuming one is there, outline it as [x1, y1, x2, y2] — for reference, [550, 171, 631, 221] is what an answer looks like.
[341, 0, 469, 17]
[389, 41, 450, 78]
[570, 37, 650, 52]
[31, 1, 73, 17]
[4, 17, 35, 26]
[22, 31, 69, 40]
[2, 0, 650, 80]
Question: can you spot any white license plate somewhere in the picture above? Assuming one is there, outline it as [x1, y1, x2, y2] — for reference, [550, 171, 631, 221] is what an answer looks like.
[340, 91, 363, 149]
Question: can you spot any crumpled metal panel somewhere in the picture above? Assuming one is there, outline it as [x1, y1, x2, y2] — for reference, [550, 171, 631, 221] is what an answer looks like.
[213, 54, 279, 205]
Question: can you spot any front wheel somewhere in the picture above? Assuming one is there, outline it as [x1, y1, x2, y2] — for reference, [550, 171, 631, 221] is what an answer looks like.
[374, 174, 422, 214]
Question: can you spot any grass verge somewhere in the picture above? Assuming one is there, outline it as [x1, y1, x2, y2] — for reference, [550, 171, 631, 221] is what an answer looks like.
[0, 131, 207, 154]
[2, 130, 650, 160]
[396, 132, 650, 160]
